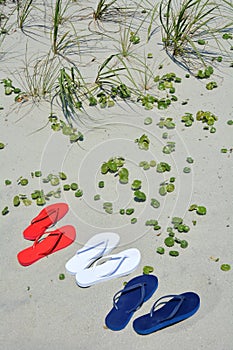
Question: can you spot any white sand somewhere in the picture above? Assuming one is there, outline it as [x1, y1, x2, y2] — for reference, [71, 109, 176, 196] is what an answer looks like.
[0, 1, 232, 349]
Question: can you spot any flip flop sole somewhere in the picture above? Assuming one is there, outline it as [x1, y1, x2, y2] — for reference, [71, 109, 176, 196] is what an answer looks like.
[65, 232, 120, 274]
[133, 292, 200, 335]
[75, 248, 141, 288]
[18, 225, 76, 266]
[105, 274, 159, 331]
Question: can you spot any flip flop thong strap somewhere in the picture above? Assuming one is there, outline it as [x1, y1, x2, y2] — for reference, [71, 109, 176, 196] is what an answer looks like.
[77, 240, 109, 261]
[33, 230, 64, 256]
[31, 208, 59, 227]
[150, 294, 185, 321]
[113, 282, 146, 313]
[98, 255, 128, 278]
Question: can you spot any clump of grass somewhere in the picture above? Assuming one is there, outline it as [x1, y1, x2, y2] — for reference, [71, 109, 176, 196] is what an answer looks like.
[113, 3, 153, 60]
[93, 0, 118, 21]
[55, 66, 84, 125]
[117, 25, 138, 58]
[18, 52, 60, 101]
[94, 54, 124, 88]
[86, 0, 141, 33]
[159, 0, 233, 69]
[52, 55, 130, 125]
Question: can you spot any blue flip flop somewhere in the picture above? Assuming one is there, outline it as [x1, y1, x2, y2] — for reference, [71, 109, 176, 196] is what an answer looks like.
[105, 274, 158, 331]
[133, 292, 200, 335]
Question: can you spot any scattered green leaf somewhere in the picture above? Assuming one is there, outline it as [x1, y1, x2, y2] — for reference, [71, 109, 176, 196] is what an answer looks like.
[164, 237, 175, 247]
[75, 189, 83, 197]
[144, 117, 153, 125]
[196, 206, 207, 215]
[5, 180, 11, 185]
[143, 266, 154, 274]
[156, 247, 165, 254]
[2, 206, 9, 215]
[59, 273, 65, 280]
[131, 180, 142, 190]
[169, 250, 179, 257]
[70, 183, 78, 190]
[134, 190, 146, 202]
[135, 134, 150, 150]
[98, 181, 104, 188]
[150, 198, 160, 208]
[220, 264, 231, 271]
[126, 208, 134, 215]
[13, 195, 20, 207]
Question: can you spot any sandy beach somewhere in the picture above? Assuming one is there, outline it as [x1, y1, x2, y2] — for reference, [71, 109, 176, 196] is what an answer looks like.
[0, 1, 232, 349]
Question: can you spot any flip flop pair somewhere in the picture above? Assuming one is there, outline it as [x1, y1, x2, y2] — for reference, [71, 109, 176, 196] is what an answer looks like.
[65, 232, 141, 287]
[17, 203, 76, 266]
[105, 274, 200, 334]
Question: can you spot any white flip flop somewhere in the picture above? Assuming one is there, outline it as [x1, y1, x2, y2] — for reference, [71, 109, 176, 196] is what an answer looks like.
[65, 232, 120, 275]
[75, 248, 141, 287]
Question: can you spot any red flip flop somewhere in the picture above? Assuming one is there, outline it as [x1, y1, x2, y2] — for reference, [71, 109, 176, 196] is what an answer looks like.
[17, 225, 76, 266]
[23, 203, 69, 240]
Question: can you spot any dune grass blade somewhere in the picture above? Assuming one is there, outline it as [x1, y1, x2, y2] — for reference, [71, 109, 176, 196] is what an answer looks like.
[17, 0, 33, 30]
[51, 0, 80, 60]
[146, 1, 159, 41]
[52, 0, 72, 55]
[0, 5, 16, 48]
[52, 0, 62, 54]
